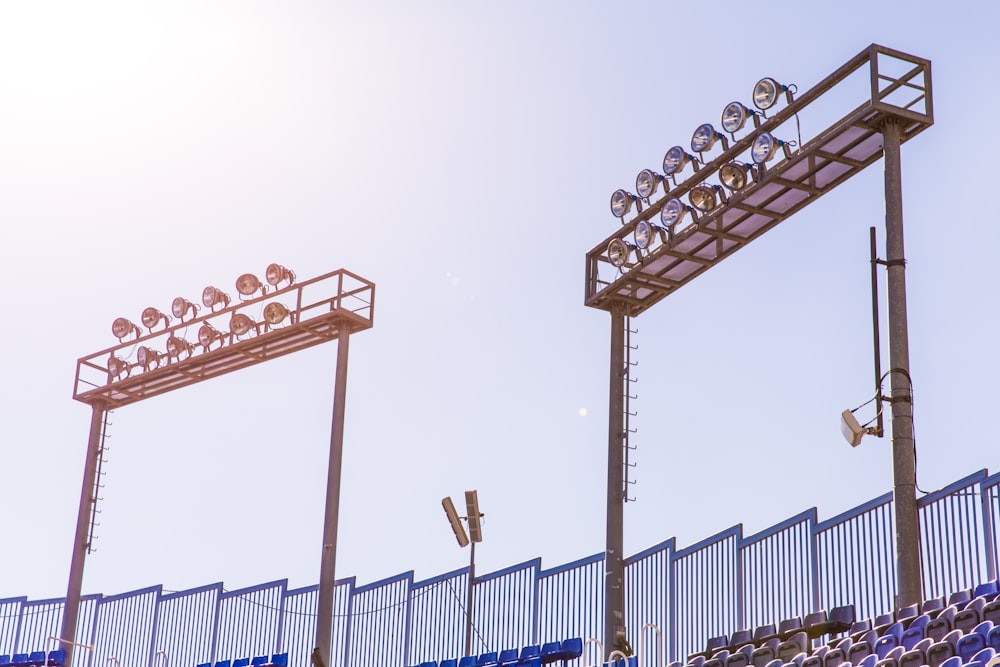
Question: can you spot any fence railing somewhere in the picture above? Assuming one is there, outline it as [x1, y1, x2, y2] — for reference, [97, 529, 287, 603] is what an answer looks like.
[4, 469, 999, 667]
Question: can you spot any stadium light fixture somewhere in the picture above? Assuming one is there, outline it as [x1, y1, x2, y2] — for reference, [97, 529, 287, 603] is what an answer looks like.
[265, 263, 296, 288]
[111, 317, 141, 342]
[611, 189, 641, 220]
[662, 145, 696, 178]
[107, 356, 129, 380]
[688, 184, 725, 212]
[263, 302, 290, 327]
[140, 307, 171, 332]
[198, 323, 224, 350]
[752, 77, 795, 111]
[690, 123, 729, 156]
[751, 132, 792, 165]
[720, 101, 759, 135]
[235, 273, 265, 298]
[634, 220, 667, 250]
[635, 169, 667, 199]
[660, 197, 692, 230]
[201, 286, 231, 311]
[171, 297, 199, 321]
[165, 335, 194, 361]
[840, 408, 880, 447]
[229, 313, 256, 338]
[135, 346, 162, 372]
[607, 238, 636, 269]
[441, 490, 484, 657]
[719, 162, 755, 191]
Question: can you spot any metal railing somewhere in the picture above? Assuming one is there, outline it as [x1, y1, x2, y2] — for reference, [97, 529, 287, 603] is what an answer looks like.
[5, 469, 1000, 667]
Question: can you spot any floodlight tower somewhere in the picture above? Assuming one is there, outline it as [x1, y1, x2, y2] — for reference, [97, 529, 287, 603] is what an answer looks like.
[63, 266, 375, 667]
[442, 490, 484, 657]
[586, 45, 932, 652]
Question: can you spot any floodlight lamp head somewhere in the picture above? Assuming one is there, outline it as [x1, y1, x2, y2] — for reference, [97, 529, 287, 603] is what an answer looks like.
[111, 317, 142, 341]
[752, 77, 794, 111]
[751, 132, 791, 165]
[229, 313, 256, 337]
[690, 123, 729, 155]
[634, 220, 662, 250]
[721, 101, 759, 135]
[662, 145, 695, 176]
[198, 323, 224, 350]
[689, 184, 723, 212]
[610, 189, 640, 219]
[171, 297, 200, 321]
[201, 286, 231, 311]
[107, 356, 130, 380]
[607, 238, 635, 269]
[141, 306, 171, 332]
[465, 490, 483, 543]
[165, 335, 194, 360]
[635, 169, 666, 199]
[442, 496, 470, 548]
[720, 162, 754, 191]
[840, 409, 879, 447]
[136, 346, 162, 371]
[263, 302, 290, 327]
[265, 263, 296, 288]
[235, 273, 265, 298]
[660, 197, 690, 230]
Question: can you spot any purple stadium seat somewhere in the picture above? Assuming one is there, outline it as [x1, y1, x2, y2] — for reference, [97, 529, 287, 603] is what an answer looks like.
[974, 581, 1000, 602]
[824, 637, 851, 667]
[873, 621, 905, 657]
[947, 590, 971, 611]
[873, 644, 904, 667]
[847, 629, 878, 664]
[921, 597, 945, 617]
[777, 633, 807, 663]
[779, 619, 804, 642]
[955, 597, 987, 633]
[705, 649, 730, 667]
[925, 607, 956, 642]
[855, 654, 878, 667]
[925, 628, 960, 667]
[751, 639, 779, 667]
[899, 614, 930, 651]
[897, 637, 932, 667]
[800, 645, 827, 667]
[957, 621, 993, 662]
[990, 624, 1000, 652]
[729, 631, 753, 651]
[727, 644, 754, 667]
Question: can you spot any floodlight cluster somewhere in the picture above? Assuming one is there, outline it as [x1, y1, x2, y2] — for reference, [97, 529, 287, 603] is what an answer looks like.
[105, 263, 297, 381]
[605, 77, 797, 269]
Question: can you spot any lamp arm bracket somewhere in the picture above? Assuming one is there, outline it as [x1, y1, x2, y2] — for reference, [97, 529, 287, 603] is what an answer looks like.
[889, 393, 912, 404]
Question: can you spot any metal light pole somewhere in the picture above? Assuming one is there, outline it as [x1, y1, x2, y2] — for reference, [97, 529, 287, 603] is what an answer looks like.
[605, 304, 626, 652]
[63, 267, 374, 667]
[314, 328, 351, 667]
[882, 119, 922, 607]
[442, 491, 483, 658]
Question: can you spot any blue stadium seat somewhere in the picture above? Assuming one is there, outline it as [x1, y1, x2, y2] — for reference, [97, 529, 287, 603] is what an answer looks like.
[955, 597, 987, 633]
[478, 652, 498, 667]
[233, 658, 250, 667]
[498, 649, 519, 666]
[215, 660, 232, 667]
[897, 637, 932, 667]
[970, 647, 996, 666]
[0, 656, 9, 667]
[26, 654, 44, 667]
[957, 621, 993, 662]
[519, 646, 540, 661]
[515, 659, 540, 667]
[539, 643, 561, 663]
[855, 654, 878, 667]
[925, 628, 960, 667]
[458, 657, 478, 667]
[873, 621, 905, 657]
[46, 651, 65, 667]
[899, 614, 930, 651]
[873, 644, 904, 667]
[268, 656, 288, 667]
[197, 663, 211, 667]
[12, 655, 29, 667]
[990, 624, 1000, 652]
[974, 580, 1000, 602]
[441, 660, 458, 667]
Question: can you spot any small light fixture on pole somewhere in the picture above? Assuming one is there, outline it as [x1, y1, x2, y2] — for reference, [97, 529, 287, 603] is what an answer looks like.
[442, 490, 484, 658]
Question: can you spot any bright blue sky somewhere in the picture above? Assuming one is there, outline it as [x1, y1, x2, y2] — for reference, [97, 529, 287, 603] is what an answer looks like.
[2, 1, 1000, 601]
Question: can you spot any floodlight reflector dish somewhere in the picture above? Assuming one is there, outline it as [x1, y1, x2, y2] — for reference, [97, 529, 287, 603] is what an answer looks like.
[607, 238, 631, 268]
[111, 317, 141, 341]
[165, 335, 194, 360]
[229, 313, 255, 336]
[751, 132, 783, 164]
[660, 198, 689, 228]
[635, 169, 664, 199]
[721, 101, 753, 133]
[442, 496, 469, 548]
[136, 346, 161, 371]
[141, 306, 170, 331]
[662, 146, 692, 175]
[107, 356, 129, 380]
[465, 490, 483, 543]
[720, 162, 750, 191]
[691, 123, 724, 153]
[198, 323, 223, 349]
[610, 189, 637, 219]
[634, 220, 653, 250]
[265, 263, 295, 287]
[172, 297, 199, 320]
[202, 286, 231, 310]
[753, 77, 785, 110]
[263, 302, 290, 325]
[840, 410, 865, 447]
[236, 273, 263, 297]
[689, 186, 718, 212]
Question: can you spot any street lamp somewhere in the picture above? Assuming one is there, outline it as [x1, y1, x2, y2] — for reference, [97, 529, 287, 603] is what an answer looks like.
[63, 266, 375, 667]
[585, 44, 933, 653]
[442, 490, 484, 657]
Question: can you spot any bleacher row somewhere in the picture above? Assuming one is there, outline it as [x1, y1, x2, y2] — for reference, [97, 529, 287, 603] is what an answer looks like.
[666, 581, 1000, 667]
[0, 651, 65, 666]
[408, 637, 584, 667]
[196, 654, 288, 667]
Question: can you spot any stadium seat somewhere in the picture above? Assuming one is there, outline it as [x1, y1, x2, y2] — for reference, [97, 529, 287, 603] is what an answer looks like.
[873, 621, 905, 657]
[558, 638, 583, 661]
[778, 632, 807, 662]
[847, 630, 879, 664]
[727, 644, 754, 667]
[233, 658, 250, 667]
[705, 649, 730, 667]
[824, 637, 851, 667]
[779, 618, 804, 641]
[755, 625, 779, 645]
[935, 655, 961, 667]
[958, 621, 993, 662]
[896, 604, 919, 628]
[215, 661, 231, 667]
[926, 629, 961, 667]
[458, 658, 478, 667]
[520, 646, 540, 661]
[984, 598, 1000, 625]
[516, 660, 541, 667]
[872, 612, 895, 636]
[800, 645, 827, 667]
[441, 660, 458, 667]
[688, 657, 706, 667]
[803, 611, 829, 640]
[855, 654, 878, 667]
[693, 637, 730, 661]
[948, 590, 972, 611]
[498, 649, 519, 666]
[873, 644, 904, 667]
[969, 647, 996, 666]
[899, 614, 930, 651]
[268, 655, 288, 667]
[751, 639, 779, 667]
[12, 655, 29, 667]
[48, 654, 66, 667]
[922, 597, 945, 617]
[729, 631, 753, 651]
[989, 624, 1000, 652]
[197, 663, 211, 667]
[974, 581, 1000, 602]
[925, 607, 957, 642]
[26, 655, 44, 667]
[478, 652, 498, 667]
[0, 657, 9, 667]
[897, 637, 932, 667]
[956, 597, 987, 633]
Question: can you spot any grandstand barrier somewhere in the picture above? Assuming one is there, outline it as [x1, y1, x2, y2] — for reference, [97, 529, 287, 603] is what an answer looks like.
[3, 469, 1000, 667]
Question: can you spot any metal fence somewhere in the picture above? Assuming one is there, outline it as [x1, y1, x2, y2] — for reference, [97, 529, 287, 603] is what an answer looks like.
[4, 470, 1000, 667]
